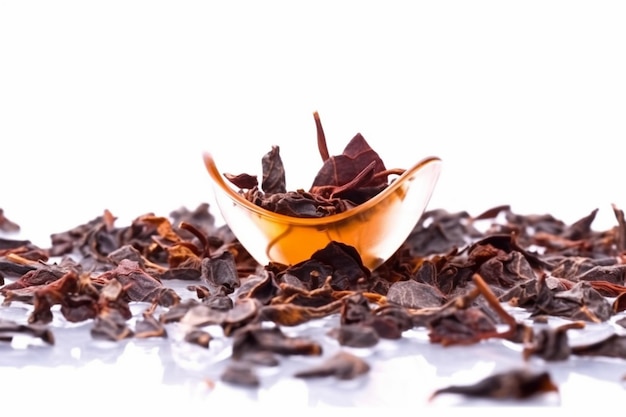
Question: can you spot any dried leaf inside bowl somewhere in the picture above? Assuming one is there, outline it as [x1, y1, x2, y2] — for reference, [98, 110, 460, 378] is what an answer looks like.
[222, 112, 405, 217]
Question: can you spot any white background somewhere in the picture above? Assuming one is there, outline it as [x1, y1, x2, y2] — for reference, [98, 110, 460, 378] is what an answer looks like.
[1, 0, 625, 245]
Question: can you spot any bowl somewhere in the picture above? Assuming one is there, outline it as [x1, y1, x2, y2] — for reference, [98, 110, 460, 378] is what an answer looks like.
[203, 153, 442, 271]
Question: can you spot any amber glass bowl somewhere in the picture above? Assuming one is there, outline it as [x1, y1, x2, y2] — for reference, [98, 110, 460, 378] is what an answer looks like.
[203, 153, 442, 271]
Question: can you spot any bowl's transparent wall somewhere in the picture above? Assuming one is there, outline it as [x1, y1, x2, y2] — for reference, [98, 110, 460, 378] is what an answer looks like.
[207, 155, 442, 271]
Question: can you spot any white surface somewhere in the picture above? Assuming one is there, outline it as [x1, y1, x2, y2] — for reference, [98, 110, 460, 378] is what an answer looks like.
[1, 0, 626, 411]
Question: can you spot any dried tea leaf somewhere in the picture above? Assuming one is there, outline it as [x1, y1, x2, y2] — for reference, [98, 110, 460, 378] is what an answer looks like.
[201, 251, 240, 295]
[91, 309, 134, 341]
[387, 280, 445, 309]
[329, 324, 379, 347]
[181, 298, 259, 329]
[430, 369, 559, 401]
[310, 133, 387, 194]
[159, 299, 201, 323]
[221, 362, 260, 387]
[184, 329, 212, 348]
[404, 209, 478, 257]
[476, 250, 537, 289]
[294, 351, 370, 380]
[340, 292, 372, 325]
[135, 311, 168, 339]
[550, 256, 618, 280]
[231, 324, 322, 360]
[576, 264, 626, 284]
[522, 322, 585, 361]
[428, 307, 498, 346]
[309, 241, 370, 291]
[532, 280, 612, 322]
[97, 259, 180, 307]
[261, 145, 286, 194]
[224, 173, 258, 190]
[571, 333, 626, 359]
[258, 298, 344, 326]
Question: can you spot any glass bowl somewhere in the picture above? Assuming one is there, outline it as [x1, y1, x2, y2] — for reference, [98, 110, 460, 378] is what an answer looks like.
[203, 153, 442, 271]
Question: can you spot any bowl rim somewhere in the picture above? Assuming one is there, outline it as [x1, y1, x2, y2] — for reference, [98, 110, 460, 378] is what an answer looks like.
[203, 152, 442, 227]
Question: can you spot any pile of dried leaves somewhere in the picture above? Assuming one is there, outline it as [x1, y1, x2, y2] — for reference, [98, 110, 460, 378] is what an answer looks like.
[2, 201, 626, 401]
[223, 112, 407, 217]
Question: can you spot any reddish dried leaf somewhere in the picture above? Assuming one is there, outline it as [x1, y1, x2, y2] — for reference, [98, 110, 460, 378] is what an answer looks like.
[430, 369, 559, 401]
[310, 133, 387, 192]
[97, 259, 180, 307]
[224, 172, 258, 190]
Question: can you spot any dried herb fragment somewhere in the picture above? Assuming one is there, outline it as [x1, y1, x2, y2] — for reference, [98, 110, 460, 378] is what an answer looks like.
[386, 280, 445, 309]
[308, 241, 370, 291]
[97, 259, 180, 307]
[184, 329, 212, 348]
[91, 309, 134, 341]
[294, 351, 370, 380]
[221, 362, 260, 387]
[258, 298, 344, 326]
[328, 324, 379, 347]
[430, 369, 559, 401]
[405, 209, 480, 257]
[571, 333, 626, 359]
[522, 321, 585, 361]
[181, 298, 259, 334]
[200, 251, 240, 295]
[427, 274, 519, 346]
[135, 310, 168, 339]
[231, 323, 322, 360]
[531, 279, 612, 322]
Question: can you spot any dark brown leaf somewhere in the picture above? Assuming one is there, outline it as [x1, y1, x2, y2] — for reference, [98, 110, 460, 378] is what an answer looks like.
[430, 369, 559, 401]
[97, 259, 180, 307]
[91, 309, 134, 341]
[522, 321, 585, 361]
[135, 311, 168, 339]
[231, 324, 322, 360]
[201, 251, 240, 294]
[532, 280, 612, 322]
[387, 280, 446, 309]
[261, 145, 286, 194]
[571, 333, 626, 359]
[329, 324, 379, 347]
[294, 351, 370, 380]
[428, 307, 498, 346]
[184, 329, 212, 348]
[223, 172, 258, 190]
[221, 362, 260, 387]
[310, 133, 387, 191]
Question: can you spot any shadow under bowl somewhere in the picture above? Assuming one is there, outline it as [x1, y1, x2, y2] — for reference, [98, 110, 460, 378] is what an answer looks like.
[203, 153, 442, 271]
